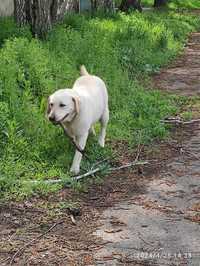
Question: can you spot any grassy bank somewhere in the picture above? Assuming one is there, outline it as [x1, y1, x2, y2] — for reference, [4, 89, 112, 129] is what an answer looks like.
[142, 0, 200, 9]
[0, 9, 199, 199]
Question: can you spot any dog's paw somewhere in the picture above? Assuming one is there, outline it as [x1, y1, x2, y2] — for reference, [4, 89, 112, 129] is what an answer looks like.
[98, 138, 105, 148]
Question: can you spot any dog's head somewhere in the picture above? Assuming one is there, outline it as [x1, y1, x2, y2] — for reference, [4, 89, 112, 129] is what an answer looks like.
[47, 89, 80, 124]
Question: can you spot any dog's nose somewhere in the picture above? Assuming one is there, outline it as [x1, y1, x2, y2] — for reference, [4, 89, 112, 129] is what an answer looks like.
[49, 115, 55, 122]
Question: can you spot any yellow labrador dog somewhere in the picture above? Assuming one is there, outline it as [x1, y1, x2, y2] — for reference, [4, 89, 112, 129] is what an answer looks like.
[47, 66, 109, 174]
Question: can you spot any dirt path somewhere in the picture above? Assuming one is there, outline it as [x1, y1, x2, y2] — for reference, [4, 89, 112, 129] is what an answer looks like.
[93, 130, 200, 265]
[1, 33, 200, 266]
[153, 32, 200, 96]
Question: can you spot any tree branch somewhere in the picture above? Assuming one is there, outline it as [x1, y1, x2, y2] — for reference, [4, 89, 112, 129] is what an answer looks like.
[27, 160, 149, 185]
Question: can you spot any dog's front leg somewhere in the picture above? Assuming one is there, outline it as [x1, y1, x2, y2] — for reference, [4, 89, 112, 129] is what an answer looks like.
[70, 132, 89, 175]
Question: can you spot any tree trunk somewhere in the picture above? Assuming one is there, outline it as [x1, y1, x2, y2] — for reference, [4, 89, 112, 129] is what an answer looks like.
[27, 0, 53, 39]
[14, 0, 116, 38]
[53, 0, 78, 22]
[103, 0, 115, 12]
[93, 0, 115, 12]
[91, 0, 97, 11]
[13, 0, 27, 26]
[119, 0, 142, 12]
[14, 0, 78, 39]
[154, 0, 167, 7]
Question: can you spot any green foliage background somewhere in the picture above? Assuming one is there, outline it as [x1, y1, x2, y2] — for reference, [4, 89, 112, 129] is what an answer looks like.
[141, 0, 200, 9]
[0, 6, 199, 199]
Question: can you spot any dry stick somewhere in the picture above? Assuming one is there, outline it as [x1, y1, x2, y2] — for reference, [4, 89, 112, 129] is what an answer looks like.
[135, 143, 144, 162]
[73, 167, 101, 181]
[59, 123, 90, 160]
[70, 214, 76, 225]
[0, 257, 11, 265]
[183, 119, 200, 125]
[26, 167, 101, 185]
[9, 221, 64, 266]
[161, 118, 200, 125]
[28, 160, 149, 185]
[182, 149, 200, 160]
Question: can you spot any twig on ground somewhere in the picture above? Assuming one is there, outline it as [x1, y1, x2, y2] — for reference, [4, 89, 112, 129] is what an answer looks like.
[109, 160, 148, 172]
[0, 257, 10, 265]
[183, 119, 200, 124]
[69, 214, 76, 225]
[25, 167, 102, 185]
[9, 221, 64, 265]
[27, 160, 149, 185]
[73, 167, 101, 181]
[135, 143, 144, 161]
[161, 118, 200, 125]
[60, 123, 90, 159]
[181, 149, 200, 160]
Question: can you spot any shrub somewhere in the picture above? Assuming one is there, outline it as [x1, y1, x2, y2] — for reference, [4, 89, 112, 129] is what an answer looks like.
[0, 17, 31, 47]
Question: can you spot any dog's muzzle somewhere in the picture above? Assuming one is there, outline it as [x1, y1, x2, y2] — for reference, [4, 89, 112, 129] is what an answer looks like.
[49, 113, 69, 125]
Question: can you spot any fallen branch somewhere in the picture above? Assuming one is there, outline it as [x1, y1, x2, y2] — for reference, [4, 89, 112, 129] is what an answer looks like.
[161, 118, 200, 125]
[183, 119, 200, 125]
[73, 167, 101, 181]
[70, 214, 76, 225]
[109, 160, 148, 172]
[27, 160, 149, 185]
[9, 221, 64, 265]
[59, 123, 90, 159]
[181, 148, 200, 160]
[135, 143, 144, 161]
[24, 167, 102, 185]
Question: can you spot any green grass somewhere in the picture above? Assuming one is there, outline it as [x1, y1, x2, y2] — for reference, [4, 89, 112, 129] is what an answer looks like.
[0, 9, 200, 200]
[168, 0, 200, 9]
[142, 0, 200, 9]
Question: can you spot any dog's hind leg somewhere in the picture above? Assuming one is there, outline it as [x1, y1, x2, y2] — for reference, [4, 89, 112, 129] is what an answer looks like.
[98, 108, 109, 148]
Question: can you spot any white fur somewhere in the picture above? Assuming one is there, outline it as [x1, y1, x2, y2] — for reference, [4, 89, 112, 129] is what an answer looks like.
[48, 66, 109, 174]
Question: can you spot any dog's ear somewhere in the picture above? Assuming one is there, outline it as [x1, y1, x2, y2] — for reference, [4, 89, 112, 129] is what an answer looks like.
[72, 96, 80, 114]
[46, 97, 51, 116]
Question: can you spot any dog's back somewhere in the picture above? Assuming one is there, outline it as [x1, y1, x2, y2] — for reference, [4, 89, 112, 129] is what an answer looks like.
[73, 66, 108, 106]
[72, 66, 108, 124]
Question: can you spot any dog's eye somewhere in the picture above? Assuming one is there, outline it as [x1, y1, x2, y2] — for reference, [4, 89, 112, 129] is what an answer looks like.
[59, 103, 66, 107]
[50, 103, 53, 107]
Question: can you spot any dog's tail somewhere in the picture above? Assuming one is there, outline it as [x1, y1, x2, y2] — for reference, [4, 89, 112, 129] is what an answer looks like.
[80, 65, 89, 76]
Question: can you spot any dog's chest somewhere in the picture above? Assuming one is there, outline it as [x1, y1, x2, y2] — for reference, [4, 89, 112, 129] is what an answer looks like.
[62, 120, 80, 138]
[62, 123, 74, 137]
